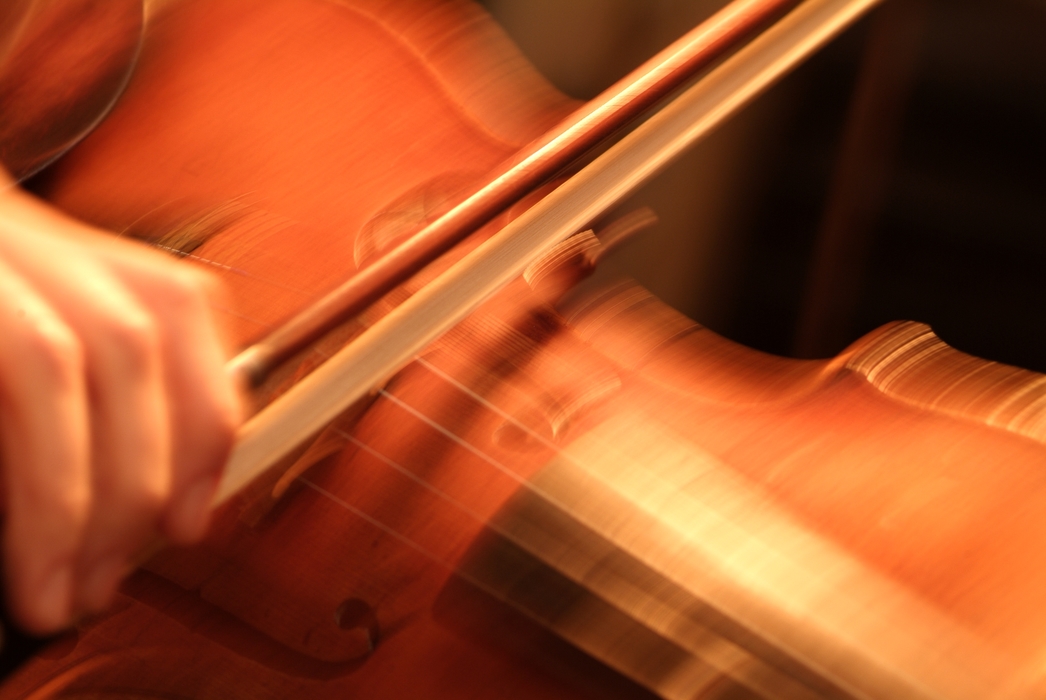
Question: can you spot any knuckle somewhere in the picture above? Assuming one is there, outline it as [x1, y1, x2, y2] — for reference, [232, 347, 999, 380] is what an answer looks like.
[116, 463, 171, 520]
[103, 307, 160, 374]
[137, 478, 170, 516]
[19, 319, 84, 391]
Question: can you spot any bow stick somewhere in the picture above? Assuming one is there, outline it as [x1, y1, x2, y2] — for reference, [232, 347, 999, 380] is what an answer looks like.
[217, 0, 883, 504]
[225, 0, 798, 385]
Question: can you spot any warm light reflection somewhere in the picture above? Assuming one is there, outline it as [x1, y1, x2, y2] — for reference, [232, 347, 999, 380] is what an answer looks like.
[1, 0, 1044, 698]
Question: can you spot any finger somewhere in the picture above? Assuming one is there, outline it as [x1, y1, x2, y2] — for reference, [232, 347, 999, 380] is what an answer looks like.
[0, 196, 176, 611]
[99, 249, 241, 543]
[65, 277, 171, 614]
[0, 258, 89, 634]
[1, 189, 238, 558]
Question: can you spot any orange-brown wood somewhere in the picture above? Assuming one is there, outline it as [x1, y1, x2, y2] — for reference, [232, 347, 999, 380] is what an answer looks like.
[3, 0, 1046, 698]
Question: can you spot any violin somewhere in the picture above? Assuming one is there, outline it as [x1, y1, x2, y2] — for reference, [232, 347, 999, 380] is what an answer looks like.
[2, 0, 1045, 698]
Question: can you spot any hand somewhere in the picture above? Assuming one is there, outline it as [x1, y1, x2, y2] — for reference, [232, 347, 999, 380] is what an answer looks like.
[0, 171, 241, 634]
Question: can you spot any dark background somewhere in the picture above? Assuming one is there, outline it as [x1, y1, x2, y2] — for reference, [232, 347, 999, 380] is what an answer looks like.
[481, 0, 1046, 372]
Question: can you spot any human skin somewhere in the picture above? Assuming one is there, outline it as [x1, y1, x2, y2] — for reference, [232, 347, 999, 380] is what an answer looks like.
[0, 168, 241, 634]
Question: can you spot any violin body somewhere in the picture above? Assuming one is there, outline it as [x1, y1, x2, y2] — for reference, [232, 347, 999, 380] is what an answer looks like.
[3, 0, 1046, 697]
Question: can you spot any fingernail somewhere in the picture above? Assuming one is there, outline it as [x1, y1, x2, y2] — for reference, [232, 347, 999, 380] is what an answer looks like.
[171, 477, 216, 543]
[80, 555, 125, 614]
[36, 566, 72, 631]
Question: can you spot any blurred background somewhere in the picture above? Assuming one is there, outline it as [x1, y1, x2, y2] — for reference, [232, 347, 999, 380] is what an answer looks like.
[480, 0, 1046, 372]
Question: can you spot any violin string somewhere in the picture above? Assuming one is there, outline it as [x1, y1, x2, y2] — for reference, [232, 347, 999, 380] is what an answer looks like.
[157, 246, 254, 276]
[297, 367, 745, 688]
[123, 198, 265, 279]
[229, 206, 620, 533]
[288, 405, 537, 588]
[297, 320, 595, 516]
[285, 346, 564, 553]
[294, 465, 679, 689]
[134, 241, 313, 337]
[297, 475, 461, 572]
[292, 473, 602, 685]
[294, 302, 591, 465]
[199, 256, 323, 298]
[277, 318, 758, 685]
[376, 389, 530, 484]
[413, 356, 561, 453]
[321, 399, 585, 596]
[325, 428, 551, 568]
[290, 350, 599, 568]
[295, 442, 748, 700]
[335, 430, 499, 522]
[138, 207, 346, 335]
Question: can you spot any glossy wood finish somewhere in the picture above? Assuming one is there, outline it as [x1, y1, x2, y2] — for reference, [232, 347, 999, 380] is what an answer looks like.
[3, 0, 1045, 698]
[225, 0, 796, 385]
[0, 0, 143, 179]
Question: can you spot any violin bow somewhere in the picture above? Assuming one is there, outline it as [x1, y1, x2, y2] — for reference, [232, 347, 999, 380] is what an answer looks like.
[217, 0, 883, 504]
[225, 0, 799, 385]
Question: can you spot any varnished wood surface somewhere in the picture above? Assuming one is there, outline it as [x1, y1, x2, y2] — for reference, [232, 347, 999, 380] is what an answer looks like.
[212, 0, 882, 505]
[2, 0, 1045, 698]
